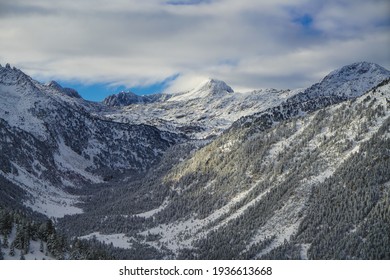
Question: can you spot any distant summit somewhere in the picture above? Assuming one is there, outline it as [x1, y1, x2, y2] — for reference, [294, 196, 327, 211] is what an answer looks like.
[169, 78, 234, 102]
[288, 62, 390, 103]
[103, 91, 144, 106]
[322, 62, 390, 85]
[47, 80, 63, 90]
[103, 90, 172, 106]
[47, 80, 82, 99]
[197, 78, 234, 94]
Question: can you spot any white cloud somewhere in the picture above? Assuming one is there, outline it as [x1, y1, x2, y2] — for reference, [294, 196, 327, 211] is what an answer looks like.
[165, 73, 210, 93]
[0, 0, 389, 93]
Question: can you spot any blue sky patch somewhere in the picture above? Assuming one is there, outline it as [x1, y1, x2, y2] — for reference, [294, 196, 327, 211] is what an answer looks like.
[58, 81, 123, 102]
[290, 12, 322, 37]
[293, 14, 313, 27]
[59, 74, 179, 102]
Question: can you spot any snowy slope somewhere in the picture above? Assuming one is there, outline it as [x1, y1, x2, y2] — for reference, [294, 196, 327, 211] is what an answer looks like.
[103, 91, 146, 106]
[168, 78, 234, 102]
[230, 62, 390, 135]
[289, 62, 390, 102]
[103, 79, 299, 139]
[0, 64, 183, 218]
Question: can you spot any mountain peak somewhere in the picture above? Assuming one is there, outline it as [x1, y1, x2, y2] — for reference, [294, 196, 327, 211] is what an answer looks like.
[47, 80, 63, 90]
[169, 78, 234, 102]
[46, 80, 82, 99]
[0, 62, 35, 86]
[103, 91, 143, 106]
[323, 62, 389, 83]
[288, 62, 390, 103]
[196, 78, 234, 94]
[0, 63, 18, 73]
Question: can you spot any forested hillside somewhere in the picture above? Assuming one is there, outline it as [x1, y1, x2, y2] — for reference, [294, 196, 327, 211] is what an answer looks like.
[58, 79, 390, 260]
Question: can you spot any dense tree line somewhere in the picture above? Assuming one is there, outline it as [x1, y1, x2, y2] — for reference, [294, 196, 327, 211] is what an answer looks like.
[291, 119, 390, 259]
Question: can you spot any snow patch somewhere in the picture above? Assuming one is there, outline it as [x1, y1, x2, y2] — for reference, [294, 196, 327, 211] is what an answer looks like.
[79, 232, 134, 249]
[0, 163, 83, 218]
[300, 244, 311, 260]
[134, 198, 170, 218]
[54, 138, 102, 184]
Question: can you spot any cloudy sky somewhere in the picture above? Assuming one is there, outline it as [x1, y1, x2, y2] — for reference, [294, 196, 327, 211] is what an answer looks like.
[1, 0, 389, 100]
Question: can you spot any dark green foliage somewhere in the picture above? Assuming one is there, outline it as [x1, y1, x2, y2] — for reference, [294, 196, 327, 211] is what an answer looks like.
[39, 240, 44, 253]
[0, 175, 26, 210]
[0, 239, 3, 260]
[260, 239, 302, 260]
[0, 209, 13, 236]
[13, 222, 31, 254]
[58, 141, 201, 237]
[9, 242, 15, 257]
[0, 207, 120, 259]
[292, 120, 390, 259]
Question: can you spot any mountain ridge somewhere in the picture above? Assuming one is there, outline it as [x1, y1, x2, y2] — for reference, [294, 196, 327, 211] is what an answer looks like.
[229, 61, 390, 135]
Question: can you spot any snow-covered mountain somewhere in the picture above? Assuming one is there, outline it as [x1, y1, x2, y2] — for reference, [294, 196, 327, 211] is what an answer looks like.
[103, 91, 172, 106]
[230, 62, 390, 135]
[168, 78, 234, 101]
[103, 78, 300, 139]
[104, 91, 145, 106]
[46, 80, 82, 99]
[0, 63, 184, 218]
[102, 63, 390, 139]
[1, 61, 389, 260]
[288, 61, 390, 103]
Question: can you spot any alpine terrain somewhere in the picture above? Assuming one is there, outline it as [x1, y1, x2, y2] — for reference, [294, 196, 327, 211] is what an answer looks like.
[0, 61, 389, 260]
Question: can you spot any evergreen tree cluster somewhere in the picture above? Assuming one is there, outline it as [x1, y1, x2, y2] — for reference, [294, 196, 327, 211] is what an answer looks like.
[0, 207, 116, 259]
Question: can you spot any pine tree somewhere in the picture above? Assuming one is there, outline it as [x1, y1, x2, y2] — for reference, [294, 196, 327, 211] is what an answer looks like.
[9, 242, 15, 257]
[39, 240, 44, 253]
[23, 231, 30, 255]
[0, 240, 3, 260]
[46, 220, 55, 235]
[2, 234, 9, 249]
